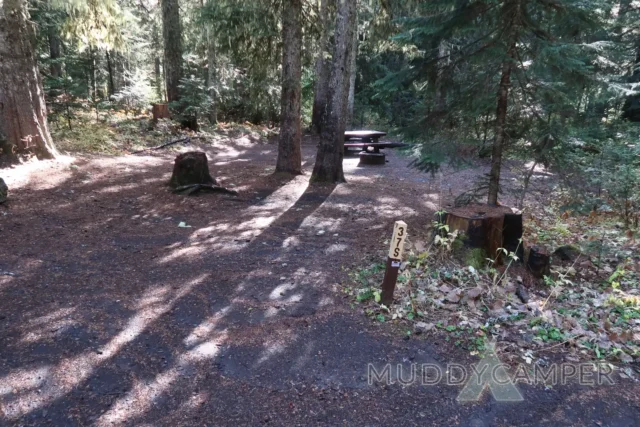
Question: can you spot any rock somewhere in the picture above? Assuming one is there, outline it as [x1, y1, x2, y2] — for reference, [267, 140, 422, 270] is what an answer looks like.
[414, 240, 427, 252]
[515, 284, 529, 303]
[526, 245, 551, 278]
[579, 259, 594, 269]
[553, 245, 581, 261]
[0, 177, 6, 204]
[415, 322, 434, 331]
[446, 290, 463, 303]
[465, 287, 484, 300]
[439, 284, 452, 294]
[521, 333, 534, 343]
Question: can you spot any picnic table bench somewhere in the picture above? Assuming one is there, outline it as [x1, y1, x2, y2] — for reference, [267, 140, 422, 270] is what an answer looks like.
[344, 130, 406, 164]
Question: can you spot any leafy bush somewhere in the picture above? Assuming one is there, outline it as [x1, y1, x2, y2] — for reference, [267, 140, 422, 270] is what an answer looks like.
[111, 70, 154, 114]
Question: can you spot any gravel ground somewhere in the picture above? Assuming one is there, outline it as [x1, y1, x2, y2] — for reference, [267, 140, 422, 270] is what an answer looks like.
[0, 136, 638, 426]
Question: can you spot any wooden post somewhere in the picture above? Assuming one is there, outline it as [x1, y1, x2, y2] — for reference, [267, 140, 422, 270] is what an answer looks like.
[380, 221, 407, 306]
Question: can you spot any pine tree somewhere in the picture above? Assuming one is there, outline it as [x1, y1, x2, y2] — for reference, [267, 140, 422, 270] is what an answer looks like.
[0, 0, 57, 160]
[311, 0, 334, 134]
[385, 0, 612, 205]
[276, 0, 303, 175]
[311, 0, 357, 183]
[161, 0, 183, 104]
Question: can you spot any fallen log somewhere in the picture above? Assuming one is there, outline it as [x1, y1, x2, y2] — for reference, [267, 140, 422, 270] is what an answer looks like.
[131, 137, 192, 154]
[132, 137, 190, 154]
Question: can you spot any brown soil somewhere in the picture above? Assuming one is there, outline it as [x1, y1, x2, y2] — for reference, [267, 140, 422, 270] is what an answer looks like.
[0, 136, 638, 426]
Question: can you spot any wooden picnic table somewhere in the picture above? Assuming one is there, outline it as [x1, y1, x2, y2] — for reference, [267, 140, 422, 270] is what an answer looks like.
[344, 130, 387, 143]
[344, 130, 406, 153]
[344, 141, 406, 153]
[343, 130, 406, 165]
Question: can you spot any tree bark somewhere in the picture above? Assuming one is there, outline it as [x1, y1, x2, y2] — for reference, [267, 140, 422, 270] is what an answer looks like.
[276, 0, 303, 175]
[106, 50, 116, 97]
[487, 42, 515, 206]
[346, 8, 358, 129]
[206, 23, 217, 124]
[311, 0, 333, 134]
[88, 46, 97, 102]
[0, 0, 57, 160]
[48, 27, 62, 79]
[311, 0, 356, 183]
[161, 0, 183, 104]
[154, 57, 163, 101]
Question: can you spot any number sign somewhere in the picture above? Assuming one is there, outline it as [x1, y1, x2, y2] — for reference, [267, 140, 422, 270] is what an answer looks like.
[388, 221, 407, 260]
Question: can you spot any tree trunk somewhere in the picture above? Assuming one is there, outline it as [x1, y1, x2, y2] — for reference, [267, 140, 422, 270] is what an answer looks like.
[0, 0, 57, 160]
[88, 46, 97, 102]
[311, 0, 333, 134]
[154, 57, 163, 101]
[206, 24, 217, 124]
[487, 42, 515, 206]
[161, 0, 183, 104]
[48, 26, 62, 79]
[106, 50, 116, 97]
[346, 8, 358, 129]
[276, 0, 303, 175]
[311, 0, 356, 183]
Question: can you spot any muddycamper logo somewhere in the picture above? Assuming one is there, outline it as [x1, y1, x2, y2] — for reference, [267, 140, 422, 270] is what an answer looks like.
[456, 341, 522, 402]
[367, 341, 614, 402]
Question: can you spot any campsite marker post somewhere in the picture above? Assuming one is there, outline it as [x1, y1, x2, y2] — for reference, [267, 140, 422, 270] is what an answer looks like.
[380, 221, 407, 306]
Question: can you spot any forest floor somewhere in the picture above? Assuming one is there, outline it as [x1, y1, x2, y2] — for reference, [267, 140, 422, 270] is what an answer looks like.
[0, 114, 639, 426]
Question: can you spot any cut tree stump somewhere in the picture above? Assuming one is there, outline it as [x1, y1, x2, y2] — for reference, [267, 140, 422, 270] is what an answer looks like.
[152, 103, 170, 122]
[0, 177, 7, 204]
[444, 204, 522, 264]
[169, 151, 217, 188]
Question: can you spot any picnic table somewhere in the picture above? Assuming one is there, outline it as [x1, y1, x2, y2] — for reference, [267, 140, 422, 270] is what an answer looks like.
[344, 130, 406, 164]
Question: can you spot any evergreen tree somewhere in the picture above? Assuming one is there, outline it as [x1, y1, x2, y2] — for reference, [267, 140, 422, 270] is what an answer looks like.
[311, 0, 334, 134]
[161, 0, 183, 104]
[380, 0, 618, 205]
[276, 0, 303, 175]
[0, 0, 57, 160]
[312, 0, 357, 182]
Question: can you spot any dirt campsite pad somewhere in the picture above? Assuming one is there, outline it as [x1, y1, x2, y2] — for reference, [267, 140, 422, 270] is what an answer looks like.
[1, 136, 639, 426]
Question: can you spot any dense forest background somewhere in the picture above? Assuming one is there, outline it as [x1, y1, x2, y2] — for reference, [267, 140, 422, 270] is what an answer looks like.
[0, 0, 639, 219]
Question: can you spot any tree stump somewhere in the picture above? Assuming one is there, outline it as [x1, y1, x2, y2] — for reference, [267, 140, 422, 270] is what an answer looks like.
[0, 177, 7, 204]
[444, 204, 522, 264]
[169, 151, 217, 188]
[152, 103, 170, 122]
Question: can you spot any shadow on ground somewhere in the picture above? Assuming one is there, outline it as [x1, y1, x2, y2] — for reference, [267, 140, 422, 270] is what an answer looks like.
[0, 138, 638, 426]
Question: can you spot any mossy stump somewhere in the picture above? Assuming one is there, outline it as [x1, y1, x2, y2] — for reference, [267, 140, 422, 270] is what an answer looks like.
[444, 204, 523, 264]
[169, 151, 217, 188]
